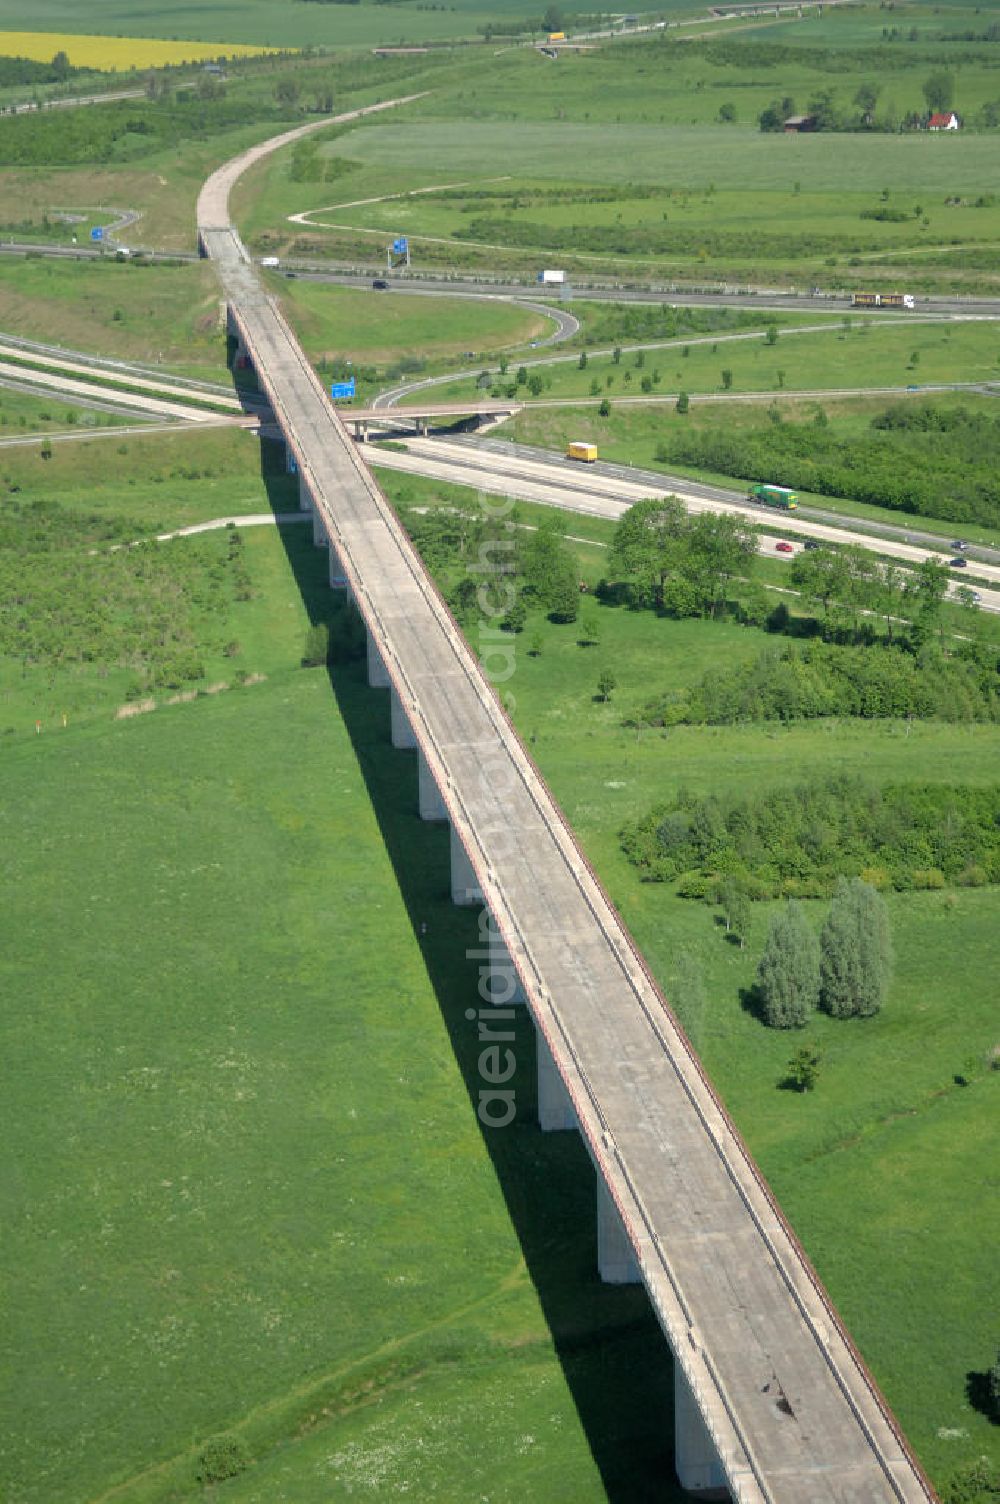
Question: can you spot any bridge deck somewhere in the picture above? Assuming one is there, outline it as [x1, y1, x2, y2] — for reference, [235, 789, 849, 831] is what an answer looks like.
[198, 157, 935, 1504]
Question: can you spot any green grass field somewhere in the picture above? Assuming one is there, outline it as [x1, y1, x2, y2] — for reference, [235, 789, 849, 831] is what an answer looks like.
[402, 316, 1000, 404]
[276, 278, 551, 370]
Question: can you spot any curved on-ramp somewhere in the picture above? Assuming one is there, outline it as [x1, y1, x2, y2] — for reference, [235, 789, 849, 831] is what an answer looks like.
[197, 103, 938, 1504]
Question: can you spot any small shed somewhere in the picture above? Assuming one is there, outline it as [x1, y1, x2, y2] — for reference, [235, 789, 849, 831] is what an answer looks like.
[783, 115, 817, 133]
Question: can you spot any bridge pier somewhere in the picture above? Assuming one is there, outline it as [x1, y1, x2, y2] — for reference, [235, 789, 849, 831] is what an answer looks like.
[536, 1028, 576, 1131]
[298, 473, 312, 513]
[450, 825, 483, 907]
[284, 443, 297, 474]
[417, 749, 449, 822]
[390, 687, 418, 750]
[329, 548, 351, 594]
[674, 1364, 729, 1496]
[473, 908, 526, 1006]
[312, 508, 327, 547]
[366, 631, 390, 690]
[596, 1177, 641, 1285]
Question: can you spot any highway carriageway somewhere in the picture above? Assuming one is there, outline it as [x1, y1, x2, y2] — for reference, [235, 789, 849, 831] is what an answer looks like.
[198, 106, 938, 1503]
[362, 432, 1000, 602]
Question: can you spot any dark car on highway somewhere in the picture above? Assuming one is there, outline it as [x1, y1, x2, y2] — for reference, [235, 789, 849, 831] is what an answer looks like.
[949, 556, 968, 568]
[372, 278, 389, 290]
[951, 540, 968, 551]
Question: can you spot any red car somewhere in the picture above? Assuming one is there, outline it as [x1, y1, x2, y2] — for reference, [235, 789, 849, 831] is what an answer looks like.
[775, 541, 794, 554]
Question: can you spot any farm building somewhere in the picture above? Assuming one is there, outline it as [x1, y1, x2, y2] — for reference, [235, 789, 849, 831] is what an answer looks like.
[928, 112, 960, 130]
[783, 115, 817, 133]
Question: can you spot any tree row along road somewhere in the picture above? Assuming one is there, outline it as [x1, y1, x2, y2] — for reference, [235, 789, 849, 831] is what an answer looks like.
[197, 100, 936, 1501]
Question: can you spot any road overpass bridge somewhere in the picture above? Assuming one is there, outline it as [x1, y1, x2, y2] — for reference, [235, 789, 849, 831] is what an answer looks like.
[197, 106, 938, 1504]
[334, 400, 521, 438]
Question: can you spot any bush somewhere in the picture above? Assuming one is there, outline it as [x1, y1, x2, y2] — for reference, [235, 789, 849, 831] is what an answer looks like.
[196, 1435, 250, 1485]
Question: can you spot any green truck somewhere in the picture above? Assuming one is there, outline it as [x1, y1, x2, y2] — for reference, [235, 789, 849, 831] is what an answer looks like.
[749, 483, 798, 510]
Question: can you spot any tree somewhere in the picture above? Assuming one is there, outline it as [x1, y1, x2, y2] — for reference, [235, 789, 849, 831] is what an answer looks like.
[719, 878, 751, 949]
[275, 77, 301, 108]
[521, 523, 577, 620]
[758, 99, 785, 132]
[923, 71, 954, 113]
[597, 668, 616, 701]
[717, 102, 736, 123]
[578, 608, 600, 646]
[807, 88, 839, 131]
[598, 397, 611, 417]
[785, 1044, 822, 1092]
[765, 323, 779, 346]
[608, 496, 688, 610]
[819, 878, 893, 1019]
[542, 3, 564, 32]
[528, 374, 544, 397]
[50, 49, 70, 79]
[755, 902, 820, 1029]
[675, 390, 689, 414]
[685, 511, 758, 618]
[502, 597, 526, 633]
[721, 369, 733, 390]
[516, 366, 528, 386]
[578, 350, 588, 370]
[853, 82, 880, 125]
[612, 346, 622, 365]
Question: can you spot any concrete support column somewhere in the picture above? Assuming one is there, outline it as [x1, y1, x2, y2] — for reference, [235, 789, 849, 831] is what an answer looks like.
[298, 473, 312, 513]
[537, 1027, 575, 1132]
[417, 749, 449, 823]
[366, 631, 390, 689]
[328, 549, 351, 595]
[312, 508, 327, 547]
[390, 687, 418, 750]
[674, 1363, 728, 1495]
[284, 443, 297, 474]
[469, 908, 527, 1007]
[596, 1177, 641, 1285]
[450, 824, 483, 907]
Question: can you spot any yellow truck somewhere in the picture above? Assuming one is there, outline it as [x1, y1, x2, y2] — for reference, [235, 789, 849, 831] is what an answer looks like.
[548, 30, 566, 41]
[567, 441, 598, 463]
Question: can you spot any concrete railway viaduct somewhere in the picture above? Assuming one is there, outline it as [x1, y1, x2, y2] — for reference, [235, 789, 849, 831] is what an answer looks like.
[197, 103, 939, 1503]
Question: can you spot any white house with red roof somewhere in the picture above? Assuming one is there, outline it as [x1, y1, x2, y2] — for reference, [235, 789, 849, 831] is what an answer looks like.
[928, 112, 960, 130]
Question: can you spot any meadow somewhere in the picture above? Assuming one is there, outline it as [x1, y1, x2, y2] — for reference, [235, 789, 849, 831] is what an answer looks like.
[0, 442, 683, 1502]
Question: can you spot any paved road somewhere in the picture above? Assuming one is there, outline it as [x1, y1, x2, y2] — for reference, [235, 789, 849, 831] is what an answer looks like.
[198, 103, 936, 1503]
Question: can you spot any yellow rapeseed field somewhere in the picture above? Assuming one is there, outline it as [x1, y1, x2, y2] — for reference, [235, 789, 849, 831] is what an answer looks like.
[0, 31, 279, 71]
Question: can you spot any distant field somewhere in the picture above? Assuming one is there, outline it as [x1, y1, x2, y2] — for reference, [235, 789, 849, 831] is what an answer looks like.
[0, 30, 276, 68]
[0, 0, 642, 49]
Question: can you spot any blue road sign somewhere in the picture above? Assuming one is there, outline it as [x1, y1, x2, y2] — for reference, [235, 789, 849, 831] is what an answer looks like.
[392, 236, 408, 255]
[90, 226, 103, 241]
[330, 378, 356, 400]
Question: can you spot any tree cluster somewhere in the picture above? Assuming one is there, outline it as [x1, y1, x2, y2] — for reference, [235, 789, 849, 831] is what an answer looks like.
[657, 403, 1000, 528]
[755, 880, 892, 1029]
[607, 497, 758, 619]
[620, 776, 1000, 896]
[632, 638, 1000, 729]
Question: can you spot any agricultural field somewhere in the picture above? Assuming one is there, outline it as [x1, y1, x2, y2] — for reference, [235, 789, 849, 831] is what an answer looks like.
[0, 31, 277, 69]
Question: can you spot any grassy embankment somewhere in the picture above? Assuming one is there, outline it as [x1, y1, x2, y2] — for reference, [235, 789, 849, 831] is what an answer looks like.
[402, 318, 1000, 404]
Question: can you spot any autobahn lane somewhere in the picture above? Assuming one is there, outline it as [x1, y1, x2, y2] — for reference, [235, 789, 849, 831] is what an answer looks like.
[198, 104, 937, 1503]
